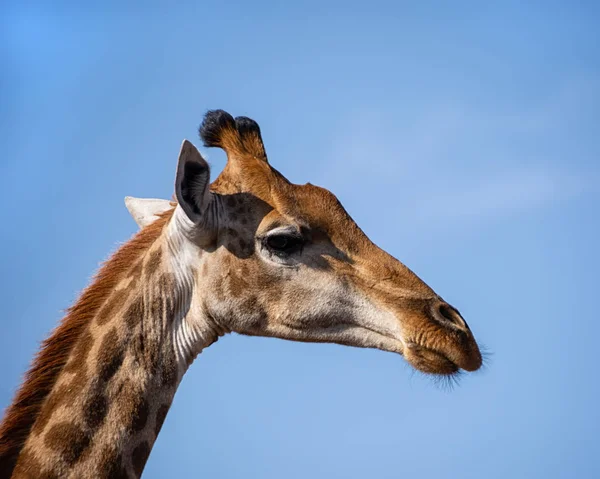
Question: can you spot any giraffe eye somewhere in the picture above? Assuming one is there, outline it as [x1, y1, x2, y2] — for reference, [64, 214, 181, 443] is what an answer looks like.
[264, 233, 304, 256]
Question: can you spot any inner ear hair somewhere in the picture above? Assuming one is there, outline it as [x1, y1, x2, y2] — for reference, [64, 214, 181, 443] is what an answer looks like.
[175, 140, 211, 223]
[179, 161, 209, 217]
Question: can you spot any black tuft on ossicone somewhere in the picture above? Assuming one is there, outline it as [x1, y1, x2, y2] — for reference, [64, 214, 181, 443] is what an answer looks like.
[235, 116, 262, 138]
[199, 110, 236, 148]
[236, 115, 268, 160]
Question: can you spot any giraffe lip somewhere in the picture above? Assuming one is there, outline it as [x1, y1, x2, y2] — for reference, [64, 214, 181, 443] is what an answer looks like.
[404, 343, 460, 375]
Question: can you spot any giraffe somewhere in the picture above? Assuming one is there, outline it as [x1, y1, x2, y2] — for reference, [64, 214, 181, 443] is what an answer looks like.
[0, 110, 482, 478]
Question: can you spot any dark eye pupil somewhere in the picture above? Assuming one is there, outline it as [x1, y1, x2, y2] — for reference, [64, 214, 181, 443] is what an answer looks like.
[268, 235, 289, 249]
[265, 234, 303, 254]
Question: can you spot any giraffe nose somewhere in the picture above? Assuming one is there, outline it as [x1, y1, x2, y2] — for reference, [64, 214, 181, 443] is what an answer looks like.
[433, 302, 470, 331]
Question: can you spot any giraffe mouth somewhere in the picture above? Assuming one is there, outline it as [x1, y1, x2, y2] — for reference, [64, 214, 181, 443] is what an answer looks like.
[403, 343, 460, 376]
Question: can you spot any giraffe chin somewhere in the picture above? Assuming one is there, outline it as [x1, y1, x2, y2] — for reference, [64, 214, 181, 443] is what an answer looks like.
[403, 344, 461, 376]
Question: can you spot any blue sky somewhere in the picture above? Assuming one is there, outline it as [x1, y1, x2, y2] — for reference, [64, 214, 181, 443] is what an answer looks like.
[1, 1, 599, 477]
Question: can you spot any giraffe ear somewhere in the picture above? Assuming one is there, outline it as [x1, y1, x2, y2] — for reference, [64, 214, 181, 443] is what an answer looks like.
[124, 197, 174, 229]
[175, 139, 212, 224]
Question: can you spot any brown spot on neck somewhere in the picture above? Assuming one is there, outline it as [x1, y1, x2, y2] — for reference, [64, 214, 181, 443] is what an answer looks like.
[96, 289, 129, 326]
[154, 404, 170, 437]
[131, 441, 151, 477]
[131, 399, 149, 433]
[97, 329, 125, 383]
[44, 422, 90, 466]
[145, 248, 163, 277]
[124, 296, 144, 330]
[98, 447, 128, 479]
[83, 387, 108, 431]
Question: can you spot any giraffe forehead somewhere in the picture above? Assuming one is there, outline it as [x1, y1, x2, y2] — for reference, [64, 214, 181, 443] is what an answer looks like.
[232, 182, 354, 227]
[272, 184, 365, 241]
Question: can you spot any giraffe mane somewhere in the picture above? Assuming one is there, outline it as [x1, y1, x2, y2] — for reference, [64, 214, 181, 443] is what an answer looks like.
[0, 208, 175, 477]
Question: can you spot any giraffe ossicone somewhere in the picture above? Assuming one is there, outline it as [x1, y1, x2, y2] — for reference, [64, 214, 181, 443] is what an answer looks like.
[0, 109, 483, 478]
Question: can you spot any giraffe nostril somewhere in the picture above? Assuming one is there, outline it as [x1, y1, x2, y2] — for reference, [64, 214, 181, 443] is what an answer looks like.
[436, 303, 467, 328]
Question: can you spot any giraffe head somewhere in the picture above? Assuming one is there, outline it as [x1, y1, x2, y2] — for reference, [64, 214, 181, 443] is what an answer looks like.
[132, 110, 482, 377]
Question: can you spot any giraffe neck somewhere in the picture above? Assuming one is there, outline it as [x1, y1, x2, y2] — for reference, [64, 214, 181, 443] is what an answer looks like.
[11, 210, 219, 479]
